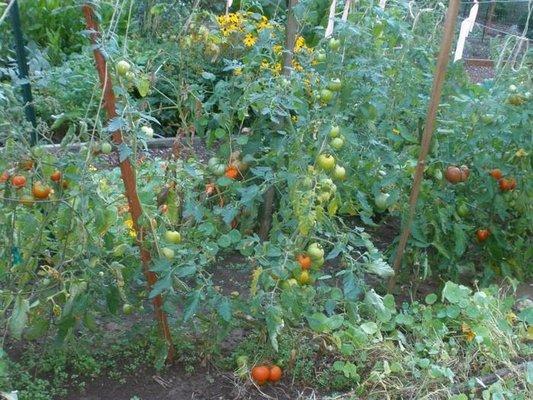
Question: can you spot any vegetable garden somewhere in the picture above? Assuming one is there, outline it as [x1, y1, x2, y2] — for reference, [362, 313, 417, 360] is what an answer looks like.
[0, 1, 531, 399]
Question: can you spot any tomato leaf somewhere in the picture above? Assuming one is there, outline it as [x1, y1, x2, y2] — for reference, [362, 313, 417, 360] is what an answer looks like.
[266, 305, 284, 352]
[9, 296, 30, 339]
[183, 290, 202, 322]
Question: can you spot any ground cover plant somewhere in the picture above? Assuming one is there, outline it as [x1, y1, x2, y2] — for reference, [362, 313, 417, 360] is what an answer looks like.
[0, 0, 531, 399]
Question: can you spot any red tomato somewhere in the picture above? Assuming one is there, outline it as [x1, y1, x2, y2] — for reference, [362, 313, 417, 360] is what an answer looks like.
[50, 171, 61, 182]
[269, 365, 282, 383]
[489, 169, 503, 180]
[476, 229, 490, 242]
[444, 166, 462, 184]
[251, 365, 270, 385]
[11, 175, 26, 188]
[297, 254, 312, 270]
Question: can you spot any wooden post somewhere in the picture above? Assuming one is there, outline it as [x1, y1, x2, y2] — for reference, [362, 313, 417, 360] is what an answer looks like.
[388, 0, 461, 292]
[82, 4, 174, 361]
[259, 0, 299, 241]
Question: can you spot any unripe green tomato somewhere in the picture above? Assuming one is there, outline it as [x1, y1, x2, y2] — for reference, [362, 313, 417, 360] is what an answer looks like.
[236, 355, 248, 368]
[116, 60, 131, 76]
[101, 142, 112, 154]
[320, 89, 334, 104]
[333, 165, 346, 180]
[164, 230, 181, 244]
[312, 257, 325, 268]
[307, 242, 324, 260]
[141, 126, 154, 138]
[329, 38, 341, 51]
[316, 51, 327, 62]
[213, 164, 226, 176]
[317, 154, 336, 171]
[328, 78, 342, 92]
[329, 125, 340, 138]
[375, 192, 390, 210]
[162, 247, 175, 260]
[208, 157, 220, 170]
[457, 203, 469, 218]
[330, 137, 344, 150]
[122, 303, 134, 315]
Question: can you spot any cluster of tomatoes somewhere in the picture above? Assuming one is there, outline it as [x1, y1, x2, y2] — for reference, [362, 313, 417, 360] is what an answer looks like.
[444, 165, 470, 184]
[489, 168, 517, 192]
[207, 150, 249, 181]
[0, 160, 67, 206]
[251, 364, 283, 385]
[314, 38, 343, 105]
[294, 242, 325, 285]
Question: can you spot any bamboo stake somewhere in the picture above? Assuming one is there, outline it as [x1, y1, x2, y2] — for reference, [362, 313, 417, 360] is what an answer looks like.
[82, 4, 174, 361]
[388, 0, 461, 292]
[259, 0, 299, 241]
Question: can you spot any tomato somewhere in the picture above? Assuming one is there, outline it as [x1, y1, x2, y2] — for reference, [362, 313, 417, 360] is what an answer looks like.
[317, 191, 331, 203]
[508, 94, 526, 106]
[281, 278, 298, 289]
[333, 165, 346, 180]
[481, 114, 494, 124]
[141, 126, 154, 138]
[251, 365, 270, 385]
[489, 169, 503, 180]
[225, 165, 239, 179]
[375, 192, 390, 211]
[269, 365, 282, 383]
[0, 171, 9, 183]
[329, 125, 340, 138]
[213, 164, 226, 176]
[164, 230, 182, 244]
[50, 170, 61, 182]
[433, 169, 443, 181]
[508, 84, 517, 92]
[307, 242, 324, 260]
[330, 137, 344, 150]
[159, 204, 168, 213]
[236, 355, 248, 368]
[19, 159, 34, 171]
[11, 175, 26, 188]
[329, 38, 341, 51]
[297, 254, 312, 270]
[327, 78, 342, 92]
[476, 229, 490, 242]
[499, 178, 516, 192]
[320, 89, 334, 104]
[316, 51, 327, 62]
[122, 303, 134, 315]
[317, 154, 336, 171]
[207, 157, 220, 170]
[32, 182, 51, 200]
[19, 195, 34, 207]
[457, 203, 469, 218]
[116, 60, 131, 76]
[162, 247, 175, 260]
[101, 142, 113, 154]
[444, 166, 462, 184]
[312, 257, 325, 268]
[298, 270, 311, 285]
[459, 165, 470, 182]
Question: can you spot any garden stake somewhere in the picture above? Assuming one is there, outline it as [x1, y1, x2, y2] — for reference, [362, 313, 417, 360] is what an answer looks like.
[388, 0, 461, 292]
[259, 0, 299, 241]
[9, 0, 37, 145]
[82, 4, 174, 362]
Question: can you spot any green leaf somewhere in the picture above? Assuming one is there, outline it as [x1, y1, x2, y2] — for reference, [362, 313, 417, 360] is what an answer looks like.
[266, 306, 284, 352]
[425, 293, 438, 305]
[453, 223, 467, 256]
[442, 281, 472, 304]
[9, 296, 30, 339]
[217, 298, 232, 322]
[183, 290, 201, 322]
[118, 143, 132, 162]
[360, 321, 378, 335]
[149, 273, 172, 299]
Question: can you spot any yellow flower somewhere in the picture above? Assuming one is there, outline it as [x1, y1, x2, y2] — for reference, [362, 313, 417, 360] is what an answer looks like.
[392, 128, 400, 135]
[461, 322, 476, 342]
[273, 44, 283, 55]
[88, 165, 97, 172]
[124, 219, 137, 238]
[294, 36, 306, 52]
[292, 59, 304, 72]
[506, 312, 517, 325]
[243, 33, 257, 47]
[515, 148, 527, 157]
[233, 67, 243, 76]
[272, 62, 282, 75]
[291, 115, 298, 123]
[257, 16, 272, 30]
[260, 59, 270, 70]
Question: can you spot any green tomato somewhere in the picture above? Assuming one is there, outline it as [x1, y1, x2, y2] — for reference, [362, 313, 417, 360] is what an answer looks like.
[481, 114, 494, 124]
[141, 126, 154, 138]
[213, 164, 226, 176]
[457, 203, 469, 218]
[236, 355, 249, 368]
[319, 178, 336, 192]
[307, 242, 325, 260]
[508, 84, 517, 93]
[208, 157, 220, 170]
[164, 230, 181, 244]
[312, 257, 325, 268]
[317, 191, 331, 203]
[162, 247, 175, 260]
[100, 142, 113, 154]
[302, 177, 314, 189]
[122, 303, 134, 315]
[316, 52, 327, 62]
[330, 137, 344, 150]
[281, 278, 298, 290]
[320, 89, 334, 104]
[329, 38, 341, 51]
[329, 125, 340, 138]
[317, 154, 336, 171]
[328, 78, 342, 92]
[333, 165, 346, 180]
[433, 169, 443, 181]
[375, 192, 390, 211]
[116, 60, 131, 76]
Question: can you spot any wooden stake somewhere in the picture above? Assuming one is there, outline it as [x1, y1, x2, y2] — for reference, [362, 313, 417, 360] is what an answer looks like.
[388, 0, 461, 292]
[259, 0, 299, 241]
[82, 4, 174, 361]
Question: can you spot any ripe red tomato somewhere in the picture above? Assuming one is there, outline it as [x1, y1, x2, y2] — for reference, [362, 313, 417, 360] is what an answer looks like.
[50, 171, 61, 182]
[476, 229, 490, 242]
[225, 165, 239, 180]
[251, 365, 270, 385]
[489, 169, 502, 180]
[0, 171, 9, 183]
[32, 182, 51, 199]
[269, 365, 282, 383]
[297, 254, 312, 270]
[11, 175, 26, 188]
[498, 178, 516, 192]
[444, 166, 462, 184]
